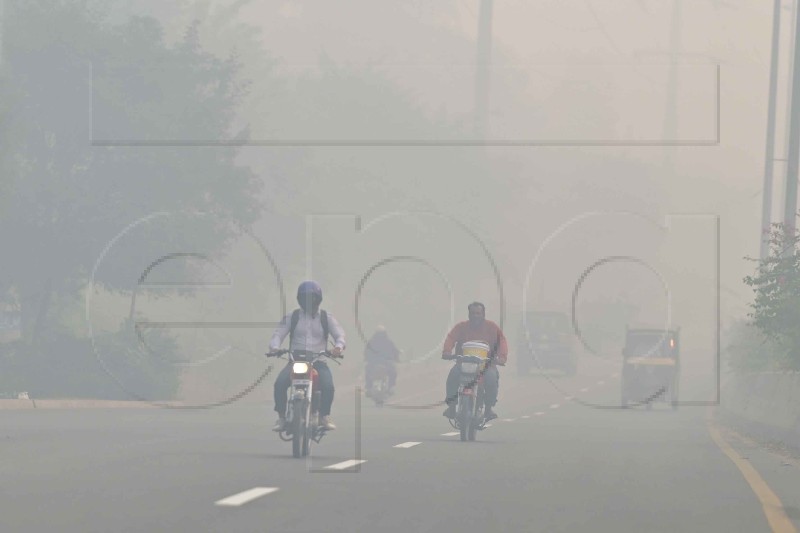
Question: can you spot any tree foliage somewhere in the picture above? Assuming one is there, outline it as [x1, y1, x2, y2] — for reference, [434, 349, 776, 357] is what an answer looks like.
[742, 220, 800, 370]
[0, 1, 262, 398]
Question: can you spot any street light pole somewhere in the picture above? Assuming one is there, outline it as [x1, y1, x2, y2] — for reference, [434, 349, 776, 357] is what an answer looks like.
[761, 0, 782, 261]
[784, 0, 800, 245]
[474, 0, 493, 139]
[663, 0, 682, 169]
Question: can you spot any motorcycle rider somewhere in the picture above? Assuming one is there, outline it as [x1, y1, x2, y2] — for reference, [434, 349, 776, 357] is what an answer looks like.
[268, 281, 346, 431]
[442, 302, 508, 421]
[364, 325, 400, 395]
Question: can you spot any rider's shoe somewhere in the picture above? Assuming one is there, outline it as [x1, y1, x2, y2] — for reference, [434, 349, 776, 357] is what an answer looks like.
[272, 417, 286, 432]
[320, 416, 337, 430]
[484, 407, 498, 421]
[443, 404, 456, 418]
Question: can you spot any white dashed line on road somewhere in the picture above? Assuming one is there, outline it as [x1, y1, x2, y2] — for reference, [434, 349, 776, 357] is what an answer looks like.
[521, 415, 531, 419]
[502, 418, 516, 422]
[565, 396, 574, 401]
[325, 460, 367, 470]
[597, 381, 605, 386]
[393, 442, 421, 449]
[442, 432, 459, 437]
[550, 404, 560, 409]
[215, 487, 278, 507]
[580, 388, 589, 392]
[535, 412, 545, 416]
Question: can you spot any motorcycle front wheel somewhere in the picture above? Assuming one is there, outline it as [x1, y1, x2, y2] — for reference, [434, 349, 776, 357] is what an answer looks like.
[458, 395, 473, 442]
[292, 400, 306, 458]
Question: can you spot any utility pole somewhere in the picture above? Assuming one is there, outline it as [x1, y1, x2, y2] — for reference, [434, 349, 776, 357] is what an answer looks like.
[761, 0, 782, 261]
[0, 0, 5, 66]
[781, 0, 798, 216]
[662, 0, 682, 169]
[474, 0, 493, 139]
[785, 0, 800, 244]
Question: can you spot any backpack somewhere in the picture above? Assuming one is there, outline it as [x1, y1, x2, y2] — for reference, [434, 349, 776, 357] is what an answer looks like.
[288, 308, 329, 347]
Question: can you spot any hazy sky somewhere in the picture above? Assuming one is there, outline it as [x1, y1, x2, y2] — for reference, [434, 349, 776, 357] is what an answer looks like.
[219, 1, 781, 319]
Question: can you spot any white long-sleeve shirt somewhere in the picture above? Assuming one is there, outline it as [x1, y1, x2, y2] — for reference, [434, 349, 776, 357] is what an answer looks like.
[268, 308, 346, 352]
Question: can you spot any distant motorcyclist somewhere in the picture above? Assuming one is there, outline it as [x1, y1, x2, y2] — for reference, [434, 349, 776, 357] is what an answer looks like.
[268, 281, 346, 431]
[442, 302, 508, 421]
[364, 325, 399, 394]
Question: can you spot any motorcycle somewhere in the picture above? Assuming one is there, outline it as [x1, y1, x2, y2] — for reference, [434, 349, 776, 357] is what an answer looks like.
[447, 341, 494, 442]
[365, 362, 393, 407]
[451, 354, 489, 441]
[267, 349, 342, 458]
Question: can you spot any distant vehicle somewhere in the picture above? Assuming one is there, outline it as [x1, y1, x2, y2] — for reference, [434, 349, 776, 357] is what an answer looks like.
[365, 363, 392, 407]
[517, 312, 577, 376]
[620, 326, 680, 410]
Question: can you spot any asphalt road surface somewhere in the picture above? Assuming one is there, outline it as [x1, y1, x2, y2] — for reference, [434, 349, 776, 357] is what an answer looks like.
[2, 356, 798, 533]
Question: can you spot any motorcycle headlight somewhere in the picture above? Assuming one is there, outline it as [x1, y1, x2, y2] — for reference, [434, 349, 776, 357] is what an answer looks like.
[292, 362, 310, 374]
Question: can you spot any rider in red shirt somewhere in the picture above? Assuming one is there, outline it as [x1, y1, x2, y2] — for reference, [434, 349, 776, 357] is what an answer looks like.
[442, 302, 508, 421]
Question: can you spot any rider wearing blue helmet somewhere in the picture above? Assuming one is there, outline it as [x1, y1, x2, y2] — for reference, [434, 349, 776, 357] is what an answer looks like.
[268, 281, 346, 431]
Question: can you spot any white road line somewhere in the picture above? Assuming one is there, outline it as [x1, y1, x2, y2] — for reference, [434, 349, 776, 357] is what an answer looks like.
[550, 404, 560, 409]
[580, 387, 589, 392]
[535, 411, 545, 416]
[484, 423, 493, 428]
[393, 442, 421, 448]
[215, 487, 278, 507]
[597, 380, 605, 385]
[441, 432, 459, 437]
[521, 415, 531, 419]
[502, 418, 516, 422]
[325, 460, 367, 470]
[565, 396, 574, 401]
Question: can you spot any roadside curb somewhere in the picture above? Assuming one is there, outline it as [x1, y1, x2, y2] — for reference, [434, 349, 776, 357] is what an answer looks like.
[719, 372, 800, 451]
[0, 399, 185, 409]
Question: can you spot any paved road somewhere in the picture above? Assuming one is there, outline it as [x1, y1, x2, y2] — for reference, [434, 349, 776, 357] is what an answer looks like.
[1, 357, 798, 532]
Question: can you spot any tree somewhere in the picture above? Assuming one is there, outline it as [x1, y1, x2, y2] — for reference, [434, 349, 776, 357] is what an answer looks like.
[743, 219, 800, 370]
[0, 1, 262, 398]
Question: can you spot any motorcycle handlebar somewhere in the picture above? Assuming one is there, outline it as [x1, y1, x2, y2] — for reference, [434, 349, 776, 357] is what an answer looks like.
[265, 349, 344, 362]
[448, 354, 505, 366]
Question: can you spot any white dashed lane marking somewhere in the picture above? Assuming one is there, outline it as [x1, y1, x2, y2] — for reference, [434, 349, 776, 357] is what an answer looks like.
[521, 415, 531, 419]
[502, 418, 516, 422]
[325, 460, 367, 470]
[580, 388, 589, 392]
[394, 442, 421, 449]
[565, 396, 574, 401]
[215, 487, 278, 507]
[597, 380, 605, 385]
[442, 432, 459, 437]
[535, 412, 545, 416]
[550, 404, 560, 409]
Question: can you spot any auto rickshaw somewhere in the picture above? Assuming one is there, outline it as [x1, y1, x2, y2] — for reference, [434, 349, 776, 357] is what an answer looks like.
[620, 326, 680, 410]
